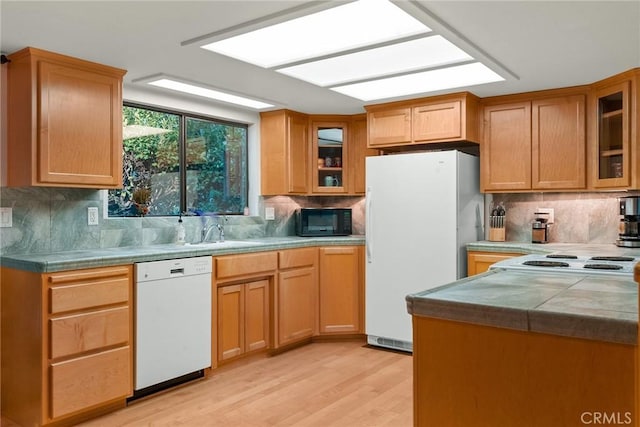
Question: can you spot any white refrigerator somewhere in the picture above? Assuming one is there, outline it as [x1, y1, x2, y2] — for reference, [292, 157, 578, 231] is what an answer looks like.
[365, 150, 483, 352]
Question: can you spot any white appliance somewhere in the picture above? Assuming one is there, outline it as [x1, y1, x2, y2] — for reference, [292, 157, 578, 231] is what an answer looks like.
[365, 150, 483, 352]
[134, 257, 212, 396]
[490, 253, 638, 276]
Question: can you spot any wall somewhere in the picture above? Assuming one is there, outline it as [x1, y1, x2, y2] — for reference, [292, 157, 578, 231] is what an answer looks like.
[0, 185, 629, 255]
[260, 195, 365, 237]
[489, 191, 633, 244]
[0, 86, 269, 256]
[0, 186, 365, 256]
[0, 82, 370, 257]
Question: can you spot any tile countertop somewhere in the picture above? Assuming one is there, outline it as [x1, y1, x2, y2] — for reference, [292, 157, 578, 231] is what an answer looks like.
[407, 270, 638, 345]
[0, 236, 365, 273]
[408, 241, 640, 345]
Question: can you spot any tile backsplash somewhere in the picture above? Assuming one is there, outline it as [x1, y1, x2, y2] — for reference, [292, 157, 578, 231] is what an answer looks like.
[0, 186, 631, 256]
[0, 187, 365, 256]
[489, 191, 636, 244]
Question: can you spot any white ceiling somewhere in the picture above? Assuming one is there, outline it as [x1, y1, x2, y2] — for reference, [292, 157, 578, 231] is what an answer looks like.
[1, 1, 639, 115]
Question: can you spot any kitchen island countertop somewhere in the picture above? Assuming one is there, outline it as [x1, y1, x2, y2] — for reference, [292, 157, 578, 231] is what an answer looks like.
[407, 268, 638, 345]
[0, 235, 365, 273]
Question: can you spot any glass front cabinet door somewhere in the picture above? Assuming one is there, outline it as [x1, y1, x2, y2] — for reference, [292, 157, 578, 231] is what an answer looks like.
[312, 121, 348, 193]
[593, 81, 630, 188]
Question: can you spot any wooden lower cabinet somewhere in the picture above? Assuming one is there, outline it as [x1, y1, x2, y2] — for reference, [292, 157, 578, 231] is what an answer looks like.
[318, 246, 363, 334]
[217, 280, 270, 363]
[412, 316, 634, 426]
[467, 250, 524, 276]
[50, 347, 130, 419]
[276, 248, 318, 347]
[213, 252, 276, 365]
[1, 265, 133, 426]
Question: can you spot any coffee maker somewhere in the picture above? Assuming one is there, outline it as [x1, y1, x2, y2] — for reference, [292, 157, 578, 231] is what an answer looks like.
[532, 211, 551, 244]
[617, 196, 640, 247]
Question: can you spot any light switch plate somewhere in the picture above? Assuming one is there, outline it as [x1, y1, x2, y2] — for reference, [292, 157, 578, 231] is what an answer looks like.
[0, 207, 12, 228]
[265, 206, 275, 221]
[88, 207, 99, 225]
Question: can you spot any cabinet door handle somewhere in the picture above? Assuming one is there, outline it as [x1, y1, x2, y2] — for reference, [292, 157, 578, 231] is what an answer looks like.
[366, 187, 373, 263]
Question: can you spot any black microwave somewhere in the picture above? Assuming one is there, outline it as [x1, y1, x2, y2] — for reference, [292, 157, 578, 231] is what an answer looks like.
[295, 208, 352, 237]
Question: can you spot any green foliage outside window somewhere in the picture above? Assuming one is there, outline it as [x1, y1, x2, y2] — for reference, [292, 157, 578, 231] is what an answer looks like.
[108, 104, 248, 217]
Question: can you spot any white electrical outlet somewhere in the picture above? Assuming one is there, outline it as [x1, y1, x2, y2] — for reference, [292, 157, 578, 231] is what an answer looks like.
[88, 207, 99, 225]
[0, 207, 12, 228]
[536, 207, 554, 224]
[265, 206, 275, 221]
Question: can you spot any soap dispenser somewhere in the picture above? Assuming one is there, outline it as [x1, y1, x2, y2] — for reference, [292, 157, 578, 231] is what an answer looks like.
[176, 215, 186, 245]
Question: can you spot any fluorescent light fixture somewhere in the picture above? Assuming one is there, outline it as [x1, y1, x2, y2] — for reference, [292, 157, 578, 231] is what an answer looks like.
[147, 78, 274, 109]
[201, 0, 430, 68]
[277, 35, 473, 87]
[331, 62, 505, 101]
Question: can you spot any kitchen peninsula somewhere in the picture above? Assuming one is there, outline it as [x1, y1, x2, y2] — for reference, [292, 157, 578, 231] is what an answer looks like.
[407, 250, 638, 427]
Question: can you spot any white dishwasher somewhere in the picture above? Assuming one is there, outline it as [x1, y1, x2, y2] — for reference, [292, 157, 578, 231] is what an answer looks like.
[134, 257, 212, 398]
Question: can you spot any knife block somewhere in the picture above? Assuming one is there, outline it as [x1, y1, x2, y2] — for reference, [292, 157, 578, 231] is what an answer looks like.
[488, 216, 506, 242]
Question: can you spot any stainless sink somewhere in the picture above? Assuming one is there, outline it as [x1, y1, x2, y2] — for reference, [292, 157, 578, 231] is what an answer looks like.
[186, 240, 261, 248]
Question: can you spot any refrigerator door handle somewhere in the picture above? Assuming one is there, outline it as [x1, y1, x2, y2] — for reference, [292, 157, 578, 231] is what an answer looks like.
[366, 187, 373, 263]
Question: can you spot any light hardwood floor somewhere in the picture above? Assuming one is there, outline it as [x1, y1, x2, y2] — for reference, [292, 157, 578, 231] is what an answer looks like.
[78, 340, 412, 427]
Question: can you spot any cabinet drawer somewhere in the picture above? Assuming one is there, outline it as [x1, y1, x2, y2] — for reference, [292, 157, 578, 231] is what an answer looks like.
[278, 248, 317, 269]
[215, 252, 277, 280]
[50, 306, 129, 359]
[50, 346, 131, 418]
[49, 276, 130, 314]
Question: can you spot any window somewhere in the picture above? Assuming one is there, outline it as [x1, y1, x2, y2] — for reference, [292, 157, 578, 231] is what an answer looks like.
[109, 103, 248, 217]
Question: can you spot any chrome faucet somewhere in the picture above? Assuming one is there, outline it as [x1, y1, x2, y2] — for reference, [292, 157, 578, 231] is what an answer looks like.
[201, 224, 215, 243]
[216, 215, 227, 242]
[216, 223, 225, 242]
[201, 215, 227, 243]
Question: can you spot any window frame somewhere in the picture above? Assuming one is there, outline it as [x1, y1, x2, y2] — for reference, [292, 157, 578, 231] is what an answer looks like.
[117, 101, 249, 216]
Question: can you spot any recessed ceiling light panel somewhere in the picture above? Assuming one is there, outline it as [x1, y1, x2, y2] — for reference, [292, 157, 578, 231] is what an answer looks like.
[277, 35, 473, 87]
[147, 78, 274, 109]
[201, 0, 430, 68]
[331, 62, 505, 101]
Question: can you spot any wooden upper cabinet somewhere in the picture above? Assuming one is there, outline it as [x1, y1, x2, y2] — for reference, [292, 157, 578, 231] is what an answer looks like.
[481, 90, 587, 192]
[367, 107, 412, 147]
[6, 47, 126, 188]
[366, 92, 479, 149]
[481, 102, 532, 191]
[349, 114, 377, 194]
[532, 95, 586, 190]
[312, 120, 348, 194]
[260, 110, 371, 196]
[260, 109, 309, 195]
[591, 78, 632, 189]
[413, 100, 462, 142]
[287, 113, 311, 193]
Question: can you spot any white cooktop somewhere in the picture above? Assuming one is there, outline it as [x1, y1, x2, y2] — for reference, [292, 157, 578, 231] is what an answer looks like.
[490, 253, 639, 276]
